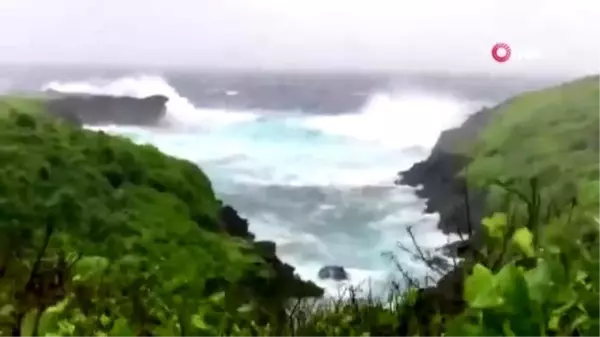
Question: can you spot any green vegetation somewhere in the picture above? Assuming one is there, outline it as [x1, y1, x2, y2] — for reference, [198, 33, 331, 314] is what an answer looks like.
[0, 75, 598, 336]
[0, 96, 45, 117]
[467, 75, 599, 223]
[451, 75, 600, 335]
[0, 106, 319, 336]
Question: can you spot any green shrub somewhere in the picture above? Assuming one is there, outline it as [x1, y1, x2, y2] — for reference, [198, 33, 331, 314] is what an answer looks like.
[0, 110, 276, 335]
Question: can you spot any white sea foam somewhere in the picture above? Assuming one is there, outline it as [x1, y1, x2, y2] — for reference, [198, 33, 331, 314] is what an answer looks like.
[301, 92, 482, 149]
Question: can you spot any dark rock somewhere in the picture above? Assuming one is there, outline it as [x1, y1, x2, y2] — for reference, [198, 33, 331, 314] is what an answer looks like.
[254, 240, 276, 257]
[43, 92, 168, 126]
[395, 104, 514, 330]
[219, 205, 254, 239]
[318, 265, 349, 281]
[400, 152, 487, 236]
[257, 254, 324, 298]
[397, 105, 501, 235]
[217, 203, 323, 299]
[439, 240, 474, 259]
[413, 263, 469, 318]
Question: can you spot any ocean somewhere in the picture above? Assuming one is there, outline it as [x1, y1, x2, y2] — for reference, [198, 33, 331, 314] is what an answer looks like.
[1, 65, 561, 296]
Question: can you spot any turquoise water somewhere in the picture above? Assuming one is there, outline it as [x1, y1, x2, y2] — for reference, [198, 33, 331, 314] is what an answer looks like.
[55, 75, 482, 296]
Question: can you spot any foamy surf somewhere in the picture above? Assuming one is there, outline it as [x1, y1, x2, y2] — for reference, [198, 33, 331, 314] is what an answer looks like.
[43, 74, 482, 297]
[301, 92, 482, 150]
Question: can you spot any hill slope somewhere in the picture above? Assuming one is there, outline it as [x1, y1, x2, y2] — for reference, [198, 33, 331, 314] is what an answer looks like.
[400, 75, 599, 235]
[0, 103, 321, 336]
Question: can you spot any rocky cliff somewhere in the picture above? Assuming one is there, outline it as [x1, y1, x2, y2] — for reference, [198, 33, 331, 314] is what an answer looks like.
[219, 205, 324, 298]
[43, 92, 169, 126]
[397, 99, 514, 238]
[397, 105, 503, 235]
[396, 106, 501, 317]
[397, 99, 519, 259]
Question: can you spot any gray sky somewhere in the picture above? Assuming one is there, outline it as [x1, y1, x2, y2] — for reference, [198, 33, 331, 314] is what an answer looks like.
[0, 0, 598, 76]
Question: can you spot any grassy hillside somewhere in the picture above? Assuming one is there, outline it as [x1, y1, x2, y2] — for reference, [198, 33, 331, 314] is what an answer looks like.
[0, 104, 319, 336]
[469, 75, 598, 179]
[0, 96, 46, 116]
[466, 75, 599, 225]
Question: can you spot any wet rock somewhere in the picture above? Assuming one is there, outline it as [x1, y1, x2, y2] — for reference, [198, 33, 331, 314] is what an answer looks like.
[254, 241, 276, 257]
[318, 265, 349, 281]
[397, 105, 500, 235]
[44, 92, 168, 126]
[217, 203, 323, 299]
[219, 205, 253, 239]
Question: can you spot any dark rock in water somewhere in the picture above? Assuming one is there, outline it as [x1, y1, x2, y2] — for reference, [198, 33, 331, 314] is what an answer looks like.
[318, 265, 349, 281]
[43, 92, 168, 126]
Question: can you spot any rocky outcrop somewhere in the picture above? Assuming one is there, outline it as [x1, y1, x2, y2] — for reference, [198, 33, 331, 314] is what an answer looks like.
[392, 104, 513, 329]
[218, 203, 324, 298]
[397, 106, 501, 235]
[395, 112, 489, 330]
[400, 151, 487, 235]
[220, 205, 255, 240]
[318, 265, 349, 281]
[43, 92, 168, 126]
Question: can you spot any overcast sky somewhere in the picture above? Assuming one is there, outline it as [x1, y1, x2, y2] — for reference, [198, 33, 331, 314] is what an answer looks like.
[0, 0, 598, 76]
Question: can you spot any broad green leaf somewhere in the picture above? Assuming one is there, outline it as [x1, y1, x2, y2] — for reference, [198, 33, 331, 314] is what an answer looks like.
[548, 314, 560, 331]
[108, 318, 134, 336]
[152, 320, 179, 337]
[465, 264, 504, 309]
[209, 291, 226, 304]
[37, 298, 71, 336]
[100, 314, 111, 327]
[482, 212, 508, 239]
[57, 320, 76, 336]
[20, 309, 39, 337]
[502, 320, 516, 336]
[512, 227, 535, 257]
[494, 264, 530, 313]
[237, 303, 253, 314]
[191, 313, 208, 330]
[446, 315, 488, 337]
[72, 256, 110, 283]
[41, 330, 61, 336]
[45, 297, 70, 314]
[570, 312, 590, 332]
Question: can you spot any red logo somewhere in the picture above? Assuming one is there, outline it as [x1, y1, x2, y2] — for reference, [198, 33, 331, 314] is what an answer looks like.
[491, 43, 511, 63]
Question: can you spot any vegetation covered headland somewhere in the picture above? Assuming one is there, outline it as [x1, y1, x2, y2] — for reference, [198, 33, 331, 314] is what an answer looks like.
[0, 96, 321, 336]
[0, 75, 598, 336]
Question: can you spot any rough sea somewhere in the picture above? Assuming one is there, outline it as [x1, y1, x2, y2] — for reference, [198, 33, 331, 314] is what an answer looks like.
[1, 65, 561, 296]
